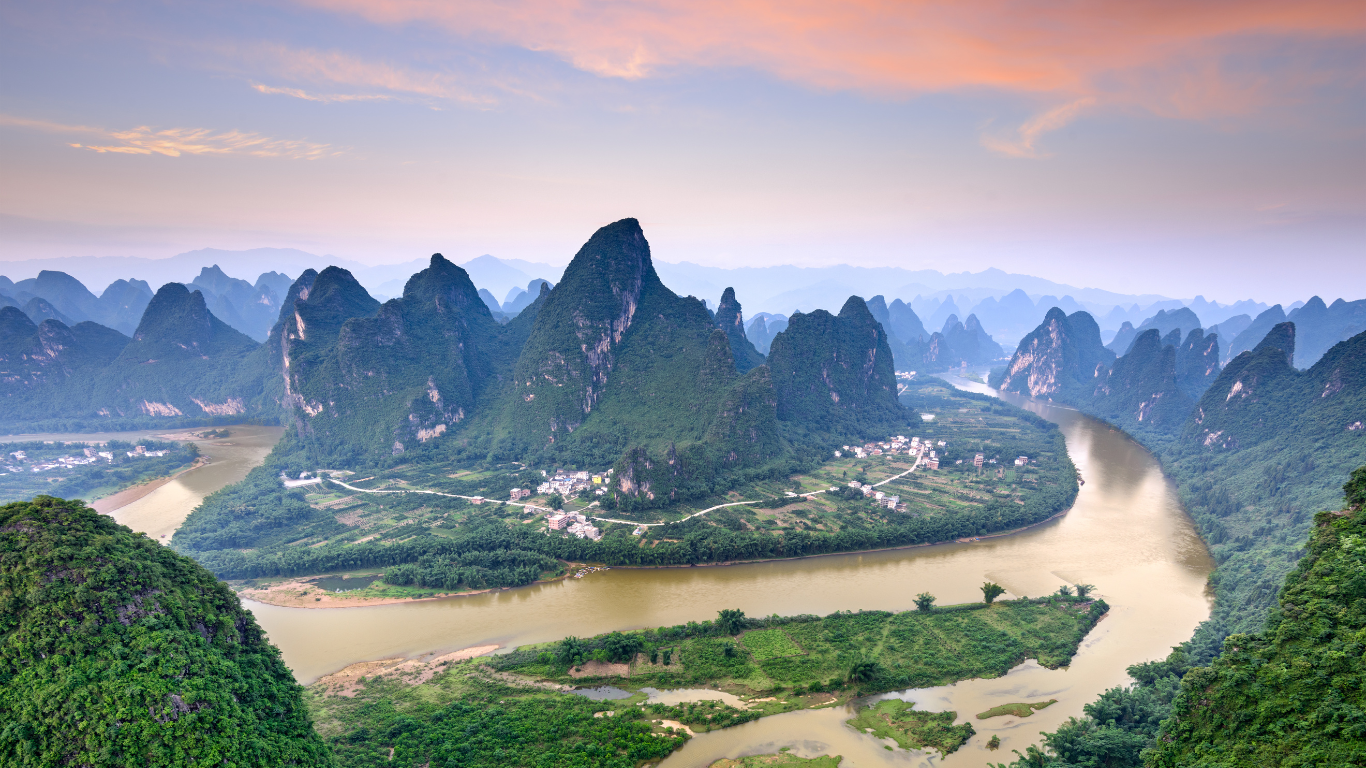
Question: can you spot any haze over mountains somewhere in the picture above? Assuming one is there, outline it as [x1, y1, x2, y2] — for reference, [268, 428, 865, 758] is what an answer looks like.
[10, 243, 1359, 369]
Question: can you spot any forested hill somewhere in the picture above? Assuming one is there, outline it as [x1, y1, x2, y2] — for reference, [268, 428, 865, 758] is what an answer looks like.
[0, 283, 276, 432]
[0, 496, 333, 766]
[1149, 466, 1366, 765]
[989, 312, 1366, 765]
[264, 218, 915, 485]
[277, 255, 537, 462]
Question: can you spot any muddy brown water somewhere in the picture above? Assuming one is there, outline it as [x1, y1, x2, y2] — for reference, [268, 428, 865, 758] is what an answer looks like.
[2, 425, 283, 542]
[74, 379, 1214, 766]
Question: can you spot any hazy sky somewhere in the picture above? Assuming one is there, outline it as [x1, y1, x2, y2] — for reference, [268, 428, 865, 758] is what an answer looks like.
[1, 0, 1363, 304]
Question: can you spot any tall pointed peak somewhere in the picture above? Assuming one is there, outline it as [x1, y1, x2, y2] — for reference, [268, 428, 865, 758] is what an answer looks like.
[1253, 321, 1296, 366]
[838, 295, 874, 322]
[403, 253, 482, 309]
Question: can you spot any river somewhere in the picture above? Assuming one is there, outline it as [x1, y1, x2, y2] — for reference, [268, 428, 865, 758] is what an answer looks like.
[1, 425, 282, 541]
[58, 380, 1214, 766]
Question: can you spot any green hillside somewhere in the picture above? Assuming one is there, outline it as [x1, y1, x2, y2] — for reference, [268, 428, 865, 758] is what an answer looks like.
[1148, 467, 1366, 766]
[0, 496, 332, 767]
[1089, 328, 1193, 442]
[768, 296, 906, 443]
[279, 256, 539, 463]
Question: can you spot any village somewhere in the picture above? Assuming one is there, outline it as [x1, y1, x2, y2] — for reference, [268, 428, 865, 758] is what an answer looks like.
[0, 445, 167, 475]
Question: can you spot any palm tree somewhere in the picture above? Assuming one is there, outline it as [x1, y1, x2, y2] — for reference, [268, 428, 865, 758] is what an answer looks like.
[847, 658, 883, 685]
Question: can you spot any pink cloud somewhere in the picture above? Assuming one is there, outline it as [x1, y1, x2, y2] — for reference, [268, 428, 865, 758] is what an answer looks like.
[290, 0, 1365, 116]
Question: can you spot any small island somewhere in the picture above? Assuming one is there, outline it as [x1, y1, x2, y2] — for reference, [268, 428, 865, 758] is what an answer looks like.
[308, 596, 1107, 765]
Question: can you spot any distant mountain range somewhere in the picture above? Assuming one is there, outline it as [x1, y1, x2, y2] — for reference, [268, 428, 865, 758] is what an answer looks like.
[991, 304, 1366, 658]
[4, 248, 1317, 349]
[0, 221, 914, 510]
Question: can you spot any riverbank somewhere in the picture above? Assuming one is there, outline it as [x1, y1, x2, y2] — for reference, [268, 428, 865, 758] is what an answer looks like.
[90, 455, 210, 514]
[236, 578, 504, 608]
[229, 497, 1077, 611]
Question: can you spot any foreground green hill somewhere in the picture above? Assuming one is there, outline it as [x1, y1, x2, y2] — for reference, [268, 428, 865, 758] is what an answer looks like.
[0, 496, 332, 767]
[1147, 466, 1366, 766]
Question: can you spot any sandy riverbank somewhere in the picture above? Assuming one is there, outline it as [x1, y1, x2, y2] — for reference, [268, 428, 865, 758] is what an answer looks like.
[312, 645, 501, 697]
[237, 579, 507, 608]
[90, 456, 210, 515]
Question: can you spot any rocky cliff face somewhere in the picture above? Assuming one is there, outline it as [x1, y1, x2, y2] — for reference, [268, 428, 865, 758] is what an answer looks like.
[1185, 322, 1300, 450]
[715, 287, 764, 373]
[275, 255, 542, 458]
[505, 218, 657, 438]
[1091, 328, 1192, 433]
[1176, 328, 1222, 399]
[994, 308, 1116, 401]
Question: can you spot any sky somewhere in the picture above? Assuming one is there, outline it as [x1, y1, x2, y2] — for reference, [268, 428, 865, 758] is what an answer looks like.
[1, 0, 1363, 304]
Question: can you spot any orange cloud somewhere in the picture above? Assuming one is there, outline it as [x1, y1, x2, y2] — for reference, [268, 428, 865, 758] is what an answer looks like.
[0, 115, 340, 159]
[982, 98, 1096, 158]
[292, 0, 1365, 115]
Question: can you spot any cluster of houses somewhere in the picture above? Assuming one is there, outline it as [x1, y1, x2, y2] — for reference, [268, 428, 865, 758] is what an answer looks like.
[836, 435, 948, 470]
[536, 469, 611, 497]
[125, 445, 169, 458]
[2, 447, 118, 475]
[546, 511, 602, 541]
[846, 480, 902, 510]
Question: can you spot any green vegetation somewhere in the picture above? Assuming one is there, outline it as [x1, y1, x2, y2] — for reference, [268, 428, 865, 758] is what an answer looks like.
[0, 496, 332, 767]
[176, 373, 1078, 591]
[710, 750, 842, 767]
[0, 438, 197, 503]
[742, 628, 805, 660]
[845, 699, 975, 754]
[645, 700, 761, 731]
[977, 700, 1056, 719]
[312, 602, 1105, 768]
[996, 468, 1366, 767]
[491, 601, 1107, 704]
[310, 666, 684, 768]
[1146, 466, 1366, 766]
[982, 582, 1006, 604]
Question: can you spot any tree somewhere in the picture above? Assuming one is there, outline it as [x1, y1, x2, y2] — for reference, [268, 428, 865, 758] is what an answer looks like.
[914, 592, 936, 611]
[1075, 583, 1096, 598]
[1057, 584, 1074, 597]
[602, 631, 644, 663]
[982, 582, 1006, 604]
[847, 658, 883, 684]
[717, 608, 746, 635]
[548, 493, 565, 510]
[557, 635, 586, 665]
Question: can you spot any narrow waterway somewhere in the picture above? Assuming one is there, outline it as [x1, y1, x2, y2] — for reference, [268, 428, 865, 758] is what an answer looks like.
[2, 425, 282, 541]
[58, 380, 1213, 765]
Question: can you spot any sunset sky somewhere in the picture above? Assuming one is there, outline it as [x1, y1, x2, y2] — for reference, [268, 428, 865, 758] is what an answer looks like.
[1, 0, 1363, 302]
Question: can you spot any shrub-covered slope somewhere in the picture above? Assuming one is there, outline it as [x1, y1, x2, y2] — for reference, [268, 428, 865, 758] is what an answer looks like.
[1148, 467, 1366, 766]
[0, 496, 332, 767]
[768, 296, 906, 442]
